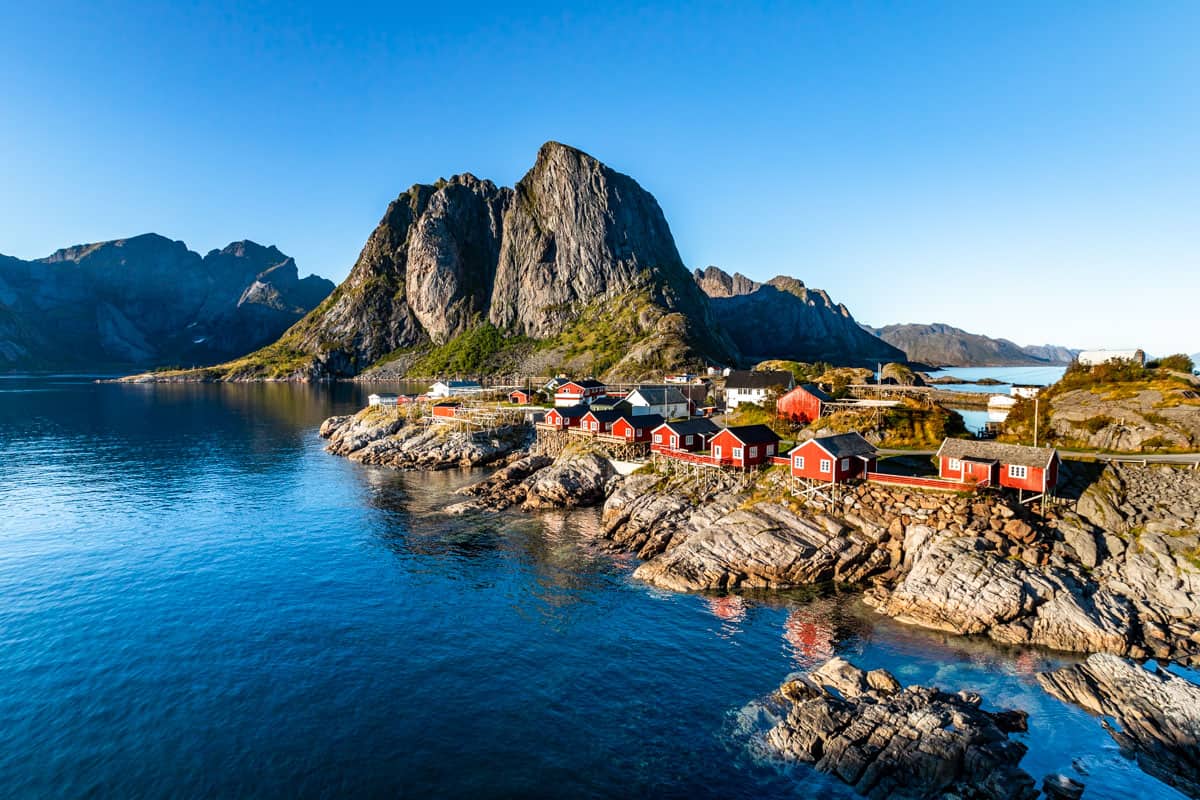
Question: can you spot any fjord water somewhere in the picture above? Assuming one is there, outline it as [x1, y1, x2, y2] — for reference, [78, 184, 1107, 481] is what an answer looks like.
[0, 377, 1187, 799]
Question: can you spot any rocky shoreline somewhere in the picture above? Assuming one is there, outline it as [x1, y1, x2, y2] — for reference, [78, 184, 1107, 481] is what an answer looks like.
[320, 407, 1200, 796]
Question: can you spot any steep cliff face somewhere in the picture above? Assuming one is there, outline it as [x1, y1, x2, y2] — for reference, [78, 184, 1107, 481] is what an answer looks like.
[225, 142, 733, 380]
[0, 234, 334, 369]
[695, 267, 903, 366]
[867, 322, 1073, 367]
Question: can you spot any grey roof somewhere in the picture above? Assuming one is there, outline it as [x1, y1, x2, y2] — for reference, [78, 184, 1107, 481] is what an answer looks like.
[584, 409, 626, 424]
[721, 424, 781, 445]
[618, 413, 665, 430]
[801, 432, 877, 459]
[936, 438, 1058, 469]
[629, 385, 689, 406]
[796, 383, 833, 402]
[440, 380, 482, 388]
[561, 379, 605, 390]
[724, 370, 795, 390]
[552, 405, 590, 419]
[656, 418, 720, 436]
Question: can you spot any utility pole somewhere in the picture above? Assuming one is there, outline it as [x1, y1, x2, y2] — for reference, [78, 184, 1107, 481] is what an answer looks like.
[1033, 396, 1039, 448]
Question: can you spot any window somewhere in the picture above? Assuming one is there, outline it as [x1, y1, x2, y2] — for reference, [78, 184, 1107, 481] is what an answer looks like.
[685, 435, 694, 445]
[948, 458, 961, 471]
[841, 459, 850, 471]
[1008, 464, 1028, 479]
[766, 444, 774, 455]
[820, 459, 832, 473]
[732, 447, 743, 459]
[670, 436, 678, 447]
[794, 456, 805, 469]
[748, 446, 758, 458]
[713, 446, 722, 458]
[653, 434, 662, 444]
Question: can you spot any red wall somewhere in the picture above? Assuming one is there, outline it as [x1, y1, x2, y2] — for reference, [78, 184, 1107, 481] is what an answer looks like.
[432, 405, 459, 418]
[776, 388, 823, 424]
[710, 430, 777, 467]
[545, 410, 581, 429]
[651, 426, 707, 451]
[939, 455, 1057, 491]
[612, 419, 652, 441]
[789, 441, 868, 482]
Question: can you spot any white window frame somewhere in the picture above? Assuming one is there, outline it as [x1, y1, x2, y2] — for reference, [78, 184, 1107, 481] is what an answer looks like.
[820, 459, 832, 473]
[766, 444, 774, 455]
[841, 458, 850, 471]
[794, 455, 805, 469]
[732, 447, 743, 459]
[1008, 464, 1028, 479]
[748, 446, 758, 458]
[654, 434, 662, 444]
[948, 458, 961, 471]
[685, 434, 694, 445]
[713, 445, 723, 458]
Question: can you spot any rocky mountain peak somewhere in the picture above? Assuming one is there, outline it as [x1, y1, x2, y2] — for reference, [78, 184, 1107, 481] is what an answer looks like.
[693, 266, 760, 298]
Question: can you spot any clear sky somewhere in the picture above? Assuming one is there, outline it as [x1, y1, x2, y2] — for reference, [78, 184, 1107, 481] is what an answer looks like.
[1, 1, 1196, 355]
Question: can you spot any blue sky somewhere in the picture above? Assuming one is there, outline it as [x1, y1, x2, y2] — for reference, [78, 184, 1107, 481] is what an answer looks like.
[1, 1, 1196, 355]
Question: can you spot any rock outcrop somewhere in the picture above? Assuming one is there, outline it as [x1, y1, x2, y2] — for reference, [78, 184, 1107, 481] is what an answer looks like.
[208, 142, 734, 381]
[0, 234, 333, 369]
[318, 407, 529, 470]
[695, 267, 902, 366]
[1038, 654, 1200, 798]
[763, 657, 1038, 800]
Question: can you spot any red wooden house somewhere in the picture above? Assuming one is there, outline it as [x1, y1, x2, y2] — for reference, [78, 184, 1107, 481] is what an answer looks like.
[611, 414, 664, 443]
[509, 390, 534, 404]
[543, 405, 589, 429]
[709, 425, 781, 468]
[579, 409, 625, 434]
[431, 400, 462, 419]
[935, 439, 1060, 493]
[651, 419, 720, 452]
[554, 379, 607, 407]
[777, 383, 833, 424]
[788, 433, 877, 483]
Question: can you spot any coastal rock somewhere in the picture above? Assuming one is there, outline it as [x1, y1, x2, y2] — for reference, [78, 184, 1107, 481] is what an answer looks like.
[521, 451, 614, 510]
[765, 658, 1038, 800]
[1038, 654, 1200, 798]
[318, 407, 529, 470]
[447, 454, 554, 513]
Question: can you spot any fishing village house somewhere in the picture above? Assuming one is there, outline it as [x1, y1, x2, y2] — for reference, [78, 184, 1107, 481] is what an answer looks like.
[579, 409, 625, 435]
[553, 379, 607, 407]
[787, 433, 878, 485]
[625, 385, 690, 419]
[709, 425, 781, 468]
[543, 405, 589, 429]
[776, 383, 833, 424]
[431, 400, 462, 419]
[367, 392, 400, 407]
[508, 389, 534, 404]
[936, 439, 1061, 495]
[429, 380, 484, 398]
[611, 414, 664, 443]
[650, 419, 720, 452]
[723, 370, 795, 409]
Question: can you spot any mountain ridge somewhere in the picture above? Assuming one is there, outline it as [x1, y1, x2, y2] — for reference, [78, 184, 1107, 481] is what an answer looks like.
[0, 233, 334, 369]
[866, 322, 1077, 367]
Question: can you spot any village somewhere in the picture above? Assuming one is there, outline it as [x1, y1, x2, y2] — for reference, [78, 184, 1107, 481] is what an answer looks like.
[364, 365, 1064, 508]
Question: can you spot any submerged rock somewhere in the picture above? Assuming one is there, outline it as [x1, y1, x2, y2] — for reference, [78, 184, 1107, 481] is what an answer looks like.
[764, 657, 1037, 800]
[1038, 654, 1200, 798]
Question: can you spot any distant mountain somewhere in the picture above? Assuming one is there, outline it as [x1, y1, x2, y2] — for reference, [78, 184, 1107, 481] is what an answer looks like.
[694, 267, 904, 366]
[0, 234, 334, 369]
[181, 142, 735, 381]
[866, 322, 1076, 367]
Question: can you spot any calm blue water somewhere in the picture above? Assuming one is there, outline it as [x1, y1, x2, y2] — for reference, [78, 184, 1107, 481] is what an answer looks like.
[0, 375, 1190, 799]
[926, 365, 1067, 394]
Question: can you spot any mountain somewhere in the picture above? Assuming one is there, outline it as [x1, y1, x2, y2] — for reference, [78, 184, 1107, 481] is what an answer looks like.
[202, 142, 734, 381]
[693, 267, 904, 366]
[0, 234, 334, 370]
[866, 322, 1076, 367]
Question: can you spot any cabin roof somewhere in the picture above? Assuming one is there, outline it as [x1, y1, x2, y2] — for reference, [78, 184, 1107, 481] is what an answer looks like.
[797, 432, 877, 459]
[719, 424, 781, 445]
[656, 418, 720, 436]
[628, 385, 688, 406]
[616, 413, 664, 430]
[936, 438, 1058, 469]
[559, 379, 605, 390]
[794, 383, 833, 402]
[724, 370, 795, 390]
[550, 404, 590, 419]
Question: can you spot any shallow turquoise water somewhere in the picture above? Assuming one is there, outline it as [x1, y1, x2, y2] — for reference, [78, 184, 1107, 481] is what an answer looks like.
[0, 376, 1189, 798]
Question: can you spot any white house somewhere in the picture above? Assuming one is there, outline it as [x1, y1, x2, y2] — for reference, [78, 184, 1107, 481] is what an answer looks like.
[553, 379, 608, 407]
[626, 385, 690, 419]
[368, 392, 400, 407]
[429, 380, 484, 398]
[1010, 384, 1042, 399]
[723, 370, 795, 409]
[1077, 349, 1145, 367]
